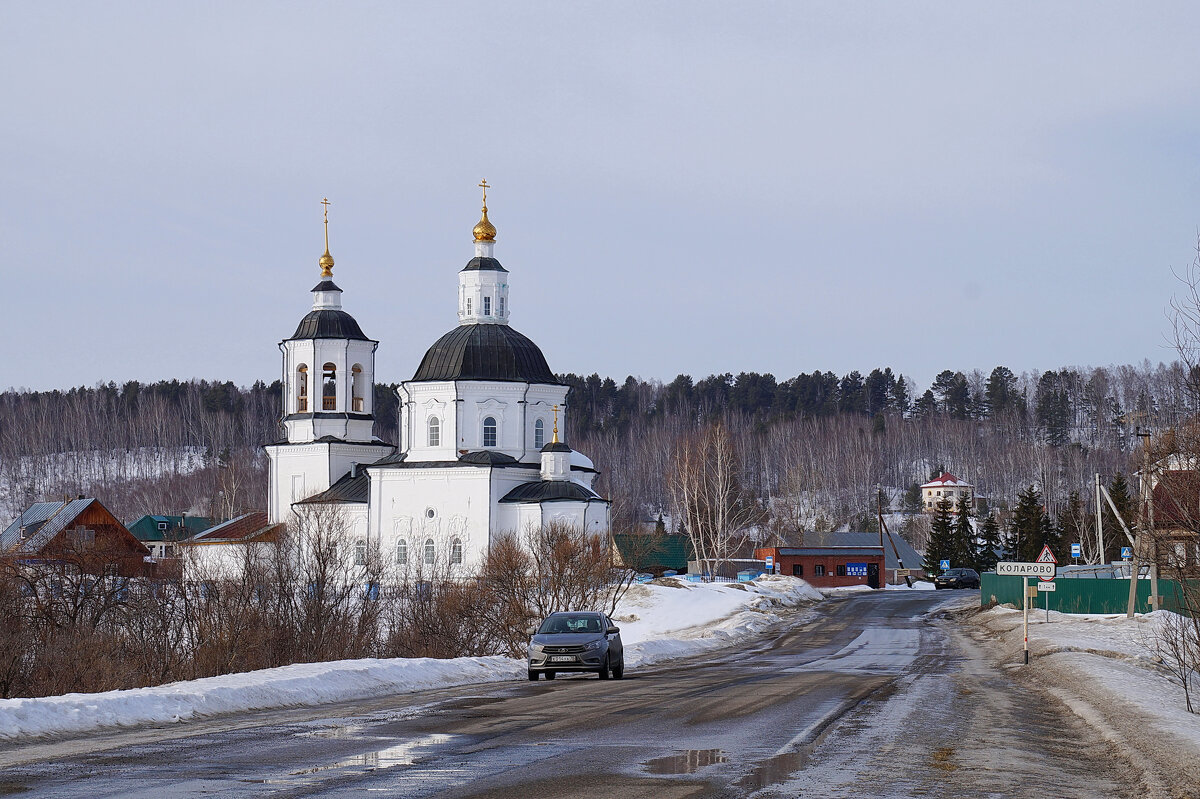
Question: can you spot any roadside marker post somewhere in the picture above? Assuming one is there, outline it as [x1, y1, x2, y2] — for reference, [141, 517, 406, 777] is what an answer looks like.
[1035, 546, 1058, 625]
[998, 560, 1057, 664]
[940, 559, 950, 572]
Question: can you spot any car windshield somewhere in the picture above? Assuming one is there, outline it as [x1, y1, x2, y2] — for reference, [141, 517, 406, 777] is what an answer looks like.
[538, 614, 604, 635]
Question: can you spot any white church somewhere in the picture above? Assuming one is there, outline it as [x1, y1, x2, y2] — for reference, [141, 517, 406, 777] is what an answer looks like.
[264, 188, 610, 571]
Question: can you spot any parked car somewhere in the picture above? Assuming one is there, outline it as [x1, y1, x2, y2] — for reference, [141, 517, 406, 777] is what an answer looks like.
[527, 611, 625, 681]
[934, 568, 981, 590]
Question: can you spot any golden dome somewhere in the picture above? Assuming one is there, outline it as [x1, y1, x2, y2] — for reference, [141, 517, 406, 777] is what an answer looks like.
[319, 247, 335, 278]
[473, 205, 497, 242]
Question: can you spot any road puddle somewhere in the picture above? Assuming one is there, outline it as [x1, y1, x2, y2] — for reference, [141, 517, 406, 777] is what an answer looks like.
[289, 732, 454, 775]
[643, 749, 728, 774]
[738, 749, 811, 789]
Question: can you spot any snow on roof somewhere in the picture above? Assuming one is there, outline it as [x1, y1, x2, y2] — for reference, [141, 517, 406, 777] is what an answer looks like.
[920, 472, 972, 489]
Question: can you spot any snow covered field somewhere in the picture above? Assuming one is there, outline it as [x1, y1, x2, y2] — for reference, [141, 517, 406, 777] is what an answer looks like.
[973, 606, 1200, 789]
[0, 575, 822, 741]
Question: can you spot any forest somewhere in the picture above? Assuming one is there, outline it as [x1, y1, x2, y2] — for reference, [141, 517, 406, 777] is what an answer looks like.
[0, 360, 1192, 548]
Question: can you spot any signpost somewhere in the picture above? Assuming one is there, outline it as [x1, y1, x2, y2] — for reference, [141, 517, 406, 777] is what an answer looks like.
[1036, 545, 1058, 622]
[1071, 542, 1081, 562]
[940, 559, 950, 572]
[1121, 546, 1133, 561]
[999, 557, 1058, 664]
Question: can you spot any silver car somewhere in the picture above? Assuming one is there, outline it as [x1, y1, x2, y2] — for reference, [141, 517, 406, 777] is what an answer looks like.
[527, 611, 625, 681]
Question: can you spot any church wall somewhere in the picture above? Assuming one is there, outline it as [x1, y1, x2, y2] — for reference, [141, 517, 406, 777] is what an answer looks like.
[266, 442, 393, 524]
[368, 466, 495, 573]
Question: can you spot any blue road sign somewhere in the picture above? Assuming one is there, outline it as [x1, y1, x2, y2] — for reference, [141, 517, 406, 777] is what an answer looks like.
[765, 555, 774, 568]
[1121, 546, 1133, 560]
[1071, 543, 1081, 558]
[940, 559, 950, 571]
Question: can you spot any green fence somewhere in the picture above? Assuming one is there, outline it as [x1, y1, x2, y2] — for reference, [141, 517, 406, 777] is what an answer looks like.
[980, 572, 1198, 615]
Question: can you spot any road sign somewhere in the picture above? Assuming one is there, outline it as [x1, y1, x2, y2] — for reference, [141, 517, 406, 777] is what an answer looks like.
[765, 555, 774, 569]
[997, 561, 1056, 578]
[1037, 581, 1056, 592]
[1071, 543, 1081, 558]
[940, 559, 950, 571]
[1036, 545, 1058, 564]
[1121, 546, 1132, 560]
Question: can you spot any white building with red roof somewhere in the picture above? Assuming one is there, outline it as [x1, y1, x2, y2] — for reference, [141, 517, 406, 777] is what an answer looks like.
[920, 472, 974, 512]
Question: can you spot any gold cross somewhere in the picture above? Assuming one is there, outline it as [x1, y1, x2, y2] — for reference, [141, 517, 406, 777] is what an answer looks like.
[478, 179, 490, 205]
[321, 197, 331, 222]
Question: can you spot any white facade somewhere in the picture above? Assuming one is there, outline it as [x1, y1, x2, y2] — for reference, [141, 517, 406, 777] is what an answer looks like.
[266, 205, 610, 573]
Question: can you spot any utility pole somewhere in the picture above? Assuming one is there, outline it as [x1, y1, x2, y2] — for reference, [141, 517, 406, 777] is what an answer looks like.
[1094, 473, 1104, 566]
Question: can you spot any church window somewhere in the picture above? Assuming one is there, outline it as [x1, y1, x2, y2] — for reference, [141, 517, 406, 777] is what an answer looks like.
[425, 507, 436, 519]
[297, 365, 309, 412]
[428, 416, 440, 447]
[351, 364, 364, 412]
[322, 362, 337, 410]
[499, 296, 505, 315]
[450, 537, 463, 565]
[423, 538, 435, 565]
[534, 418, 545, 449]
[482, 416, 497, 447]
[483, 296, 491, 316]
[466, 297, 472, 315]
[354, 539, 367, 566]
[396, 539, 408, 565]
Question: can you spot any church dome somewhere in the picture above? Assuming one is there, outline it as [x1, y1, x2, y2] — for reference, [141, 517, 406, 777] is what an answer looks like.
[412, 323, 558, 383]
[288, 309, 369, 341]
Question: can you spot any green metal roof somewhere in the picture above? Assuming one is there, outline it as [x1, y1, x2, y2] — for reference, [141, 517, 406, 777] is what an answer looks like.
[613, 534, 693, 571]
[126, 515, 212, 542]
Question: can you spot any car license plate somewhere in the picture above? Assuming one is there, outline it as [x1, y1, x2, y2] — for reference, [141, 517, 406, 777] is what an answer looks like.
[549, 656, 576, 663]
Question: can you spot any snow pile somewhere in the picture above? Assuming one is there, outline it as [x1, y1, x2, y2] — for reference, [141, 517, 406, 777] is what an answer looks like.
[0, 575, 823, 740]
[615, 575, 823, 666]
[0, 657, 523, 740]
[974, 607, 1200, 784]
[885, 580, 936, 591]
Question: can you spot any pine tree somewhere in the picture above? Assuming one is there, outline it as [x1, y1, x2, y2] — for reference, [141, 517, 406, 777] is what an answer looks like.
[902, 482, 923, 514]
[976, 514, 1002, 571]
[1008, 486, 1048, 562]
[924, 497, 957, 574]
[953, 493, 976, 568]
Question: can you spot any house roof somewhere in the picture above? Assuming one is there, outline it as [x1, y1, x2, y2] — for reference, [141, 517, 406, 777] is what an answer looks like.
[1, 499, 96, 554]
[921, 472, 972, 489]
[780, 531, 924, 572]
[613, 534, 692, 570]
[127, 515, 213, 542]
[1152, 471, 1200, 529]
[189, 512, 282, 543]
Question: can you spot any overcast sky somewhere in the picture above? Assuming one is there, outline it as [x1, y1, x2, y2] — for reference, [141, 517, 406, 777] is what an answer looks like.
[3, 2, 1199, 393]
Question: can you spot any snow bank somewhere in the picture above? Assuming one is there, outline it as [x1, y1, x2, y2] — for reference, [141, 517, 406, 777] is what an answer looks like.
[615, 575, 823, 666]
[973, 606, 1200, 787]
[0, 657, 523, 740]
[0, 576, 823, 740]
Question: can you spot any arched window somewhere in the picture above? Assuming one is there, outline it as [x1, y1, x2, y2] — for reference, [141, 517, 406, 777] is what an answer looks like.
[396, 538, 408, 565]
[354, 538, 367, 566]
[534, 418, 545, 449]
[428, 416, 440, 447]
[450, 537, 463, 565]
[296, 364, 309, 412]
[482, 416, 497, 448]
[423, 538, 435, 565]
[351, 364, 364, 412]
[322, 362, 337, 410]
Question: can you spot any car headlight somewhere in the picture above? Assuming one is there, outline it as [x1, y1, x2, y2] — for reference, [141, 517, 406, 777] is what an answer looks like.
[528, 643, 543, 655]
[584, 639, 604, 651]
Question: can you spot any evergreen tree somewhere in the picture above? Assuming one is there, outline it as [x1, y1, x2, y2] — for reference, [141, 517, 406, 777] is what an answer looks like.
[902, 482, 923, 514]
[1058, 491, 1089, 563]
[1007, 486, 1049, 562]
[924, 497, 957, 574]
[952, 493, 976, 569]
[976, 513, 1002, 571]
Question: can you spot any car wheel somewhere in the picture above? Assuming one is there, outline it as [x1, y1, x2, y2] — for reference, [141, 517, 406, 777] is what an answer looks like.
[598, 655, 610, 680]
[612, 658, 624, 680]
[527, 670, 538, 681]
[545, 671, 556, 680]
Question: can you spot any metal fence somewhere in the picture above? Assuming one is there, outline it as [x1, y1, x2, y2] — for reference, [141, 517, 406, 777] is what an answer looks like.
[981, 572, 1198, 615]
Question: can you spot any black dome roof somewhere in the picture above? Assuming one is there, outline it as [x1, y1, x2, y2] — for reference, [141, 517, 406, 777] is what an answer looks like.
[412, 323, 558, 383]
[289, 310, 369, 341]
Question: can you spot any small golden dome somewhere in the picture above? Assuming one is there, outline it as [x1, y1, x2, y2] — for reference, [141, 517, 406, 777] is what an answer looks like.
[319, 247, 335, 278]
[473, 205, 497, 242]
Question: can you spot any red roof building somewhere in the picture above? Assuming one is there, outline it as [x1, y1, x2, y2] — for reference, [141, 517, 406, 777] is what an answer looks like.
[920, 472, 974, 513]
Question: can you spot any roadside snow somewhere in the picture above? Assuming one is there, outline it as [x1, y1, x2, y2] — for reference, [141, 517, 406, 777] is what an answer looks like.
[973, 606, 1200, 790]
[0, 575, 823, 740]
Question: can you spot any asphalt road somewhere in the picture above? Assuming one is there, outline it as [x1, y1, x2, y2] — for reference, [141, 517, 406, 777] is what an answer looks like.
[0, 590, 1146, 798]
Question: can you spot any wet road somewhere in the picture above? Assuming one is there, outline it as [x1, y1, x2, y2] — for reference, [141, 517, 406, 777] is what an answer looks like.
[0, 591, 1145, 798]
